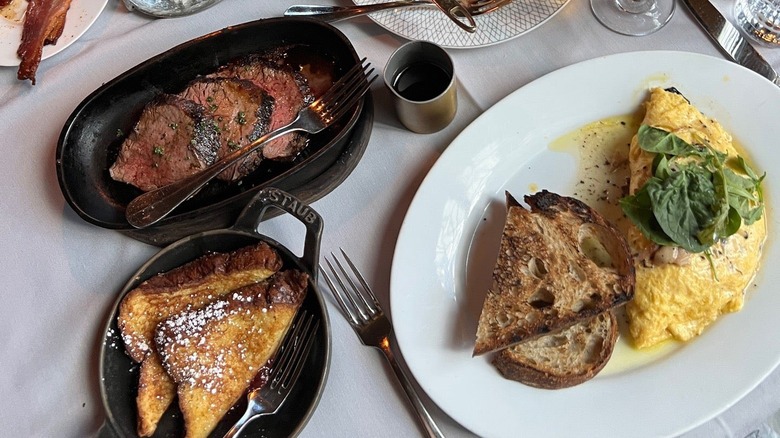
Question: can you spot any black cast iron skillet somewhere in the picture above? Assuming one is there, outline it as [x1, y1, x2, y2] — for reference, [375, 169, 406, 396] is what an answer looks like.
[57, 17, 365, 244]
[98, 187, 331, 437]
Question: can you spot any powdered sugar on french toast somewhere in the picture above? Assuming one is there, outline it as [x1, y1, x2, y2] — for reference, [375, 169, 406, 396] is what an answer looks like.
[155, 296, 263, 392]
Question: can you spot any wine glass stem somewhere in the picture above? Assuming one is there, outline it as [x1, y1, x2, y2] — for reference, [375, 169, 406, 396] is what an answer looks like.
[616, 0, 655, 14]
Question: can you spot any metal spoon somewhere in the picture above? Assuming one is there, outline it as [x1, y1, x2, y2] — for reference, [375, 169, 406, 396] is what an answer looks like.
[122, 0, 223, 18]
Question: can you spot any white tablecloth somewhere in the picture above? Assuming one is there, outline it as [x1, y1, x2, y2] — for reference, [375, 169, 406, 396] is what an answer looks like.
[1, 0, 779, 437]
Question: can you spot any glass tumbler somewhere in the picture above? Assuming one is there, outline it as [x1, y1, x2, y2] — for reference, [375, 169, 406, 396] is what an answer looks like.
[734, 0, 780, 46]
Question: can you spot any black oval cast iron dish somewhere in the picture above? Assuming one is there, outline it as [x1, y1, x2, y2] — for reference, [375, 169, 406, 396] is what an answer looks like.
[98, 187, 331, 438]
[56, 17, 368, 245]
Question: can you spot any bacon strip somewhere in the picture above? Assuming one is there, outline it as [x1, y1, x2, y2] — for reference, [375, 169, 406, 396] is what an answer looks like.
[16, 0, 72, 84]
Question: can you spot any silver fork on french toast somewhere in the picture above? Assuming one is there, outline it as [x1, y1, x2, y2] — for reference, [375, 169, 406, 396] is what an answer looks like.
[321, 249, 445, 438]
[222, 311, 319, 438]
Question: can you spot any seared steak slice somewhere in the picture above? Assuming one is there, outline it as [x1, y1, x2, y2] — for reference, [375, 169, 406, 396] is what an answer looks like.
[179, 77, 274, 181]
[110, 95, 220, 192]
[210, 54, 314, 160]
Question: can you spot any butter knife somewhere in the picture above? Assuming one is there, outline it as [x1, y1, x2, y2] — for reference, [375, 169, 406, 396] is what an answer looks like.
[682, 0, 780, 85]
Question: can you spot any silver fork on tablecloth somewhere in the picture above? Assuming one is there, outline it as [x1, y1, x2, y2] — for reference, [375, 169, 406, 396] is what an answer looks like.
[321, 249, 445, 438]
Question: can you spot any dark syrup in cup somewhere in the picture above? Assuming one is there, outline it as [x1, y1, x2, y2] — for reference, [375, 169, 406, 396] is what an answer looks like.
[392, 62, 450, 101]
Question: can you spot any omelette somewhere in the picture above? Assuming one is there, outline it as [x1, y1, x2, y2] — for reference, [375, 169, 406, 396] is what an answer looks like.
[623, 88, 767, 349]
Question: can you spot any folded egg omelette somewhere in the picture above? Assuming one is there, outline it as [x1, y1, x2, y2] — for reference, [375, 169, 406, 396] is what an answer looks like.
[625, 88, 767, 349]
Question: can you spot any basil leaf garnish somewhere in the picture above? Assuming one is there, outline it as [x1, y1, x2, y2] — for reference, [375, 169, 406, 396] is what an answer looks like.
[638, 125, 704, 157]
[621, 125, 765, 253]
[645, 169, 712, 253]
[620, 188, 676, 247]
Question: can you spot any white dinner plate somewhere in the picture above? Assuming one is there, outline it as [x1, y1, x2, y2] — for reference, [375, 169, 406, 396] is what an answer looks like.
[390, 51, 780, 437]
[0, 0, 108, 67]
[352, 0, 569, 49]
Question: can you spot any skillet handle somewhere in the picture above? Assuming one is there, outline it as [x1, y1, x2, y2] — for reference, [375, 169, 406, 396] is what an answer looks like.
[232, 187, 323, 280]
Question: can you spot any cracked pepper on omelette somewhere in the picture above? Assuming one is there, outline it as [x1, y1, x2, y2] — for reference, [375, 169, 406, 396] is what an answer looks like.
[621, 88, 767, 349]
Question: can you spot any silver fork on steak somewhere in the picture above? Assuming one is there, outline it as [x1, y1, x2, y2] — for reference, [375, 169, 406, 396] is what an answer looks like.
[125, 59, 376, 228]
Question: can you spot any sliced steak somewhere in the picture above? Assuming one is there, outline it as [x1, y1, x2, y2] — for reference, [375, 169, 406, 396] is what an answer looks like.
[178, 77, 275, 181]
[210, 54, 314, 160]
[109, 95, 220, 192]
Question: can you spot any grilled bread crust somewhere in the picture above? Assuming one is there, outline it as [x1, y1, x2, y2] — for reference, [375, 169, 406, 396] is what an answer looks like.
[473, 191, 635, 355]
[492, 310, 618, 389]
[155, 270, 308, 438]
[117, 242, 282, 437]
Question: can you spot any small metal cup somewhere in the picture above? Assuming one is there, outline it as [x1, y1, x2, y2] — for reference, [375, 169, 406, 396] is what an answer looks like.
[384, 41, 457, 134]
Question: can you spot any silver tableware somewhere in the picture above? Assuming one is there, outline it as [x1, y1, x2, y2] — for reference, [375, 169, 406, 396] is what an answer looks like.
[430, 0, 476, 32]
[285, 0, 512, 29]
[321, 249, 445, 438]
[223, 311, 320, 438]
[123, 0, 222, 17]
[683, 0, 780, 85]
[125, 59, 377, 229]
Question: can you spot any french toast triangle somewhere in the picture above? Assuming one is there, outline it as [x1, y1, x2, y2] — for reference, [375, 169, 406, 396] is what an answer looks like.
[155, 269, 308, 438]
[117, 241, 283, 437]
[473, 191, 635, 356]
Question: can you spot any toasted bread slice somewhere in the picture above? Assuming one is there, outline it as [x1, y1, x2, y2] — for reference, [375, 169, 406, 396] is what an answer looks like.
[473, 191, 635, 355]
[155, 269, 308, 438]
[492, 310, 618, 389]
[117, 242, 282, 437]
